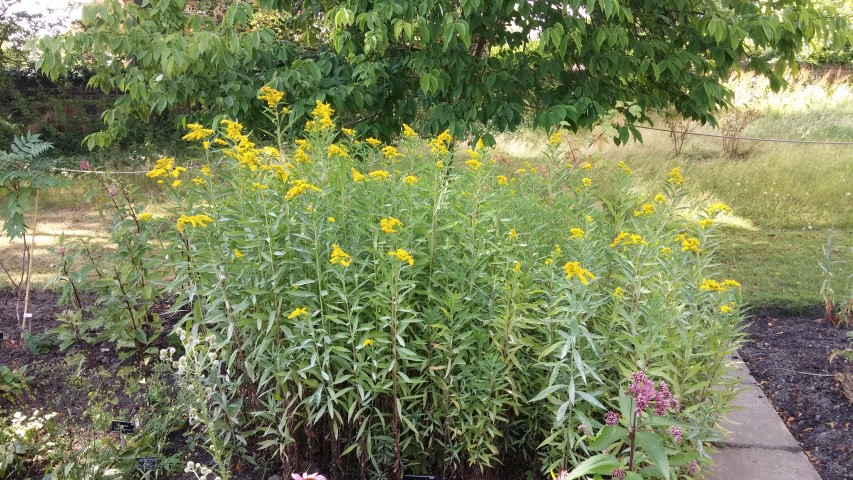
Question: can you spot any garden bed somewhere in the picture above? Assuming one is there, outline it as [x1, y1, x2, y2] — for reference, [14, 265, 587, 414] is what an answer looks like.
[739, 312, 853, 480]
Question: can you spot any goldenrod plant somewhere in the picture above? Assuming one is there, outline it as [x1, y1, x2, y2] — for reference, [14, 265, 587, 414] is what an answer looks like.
[68, 89, 746, 479]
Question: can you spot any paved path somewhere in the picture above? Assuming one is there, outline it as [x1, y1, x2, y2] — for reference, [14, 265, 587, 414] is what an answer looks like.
[704, 352, 822, 480]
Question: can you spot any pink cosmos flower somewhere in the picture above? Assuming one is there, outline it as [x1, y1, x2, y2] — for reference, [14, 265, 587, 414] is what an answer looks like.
[292, 473, 327, 480]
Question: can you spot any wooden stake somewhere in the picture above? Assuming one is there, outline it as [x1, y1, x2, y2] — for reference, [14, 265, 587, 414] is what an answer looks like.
[21, 188, 39, 335]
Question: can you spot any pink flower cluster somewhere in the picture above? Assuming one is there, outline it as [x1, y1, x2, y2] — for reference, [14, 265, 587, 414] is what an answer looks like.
[628, 371, 680, 415]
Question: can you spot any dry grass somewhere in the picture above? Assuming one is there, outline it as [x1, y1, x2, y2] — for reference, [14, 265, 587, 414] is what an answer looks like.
[0, 208, 110, 290]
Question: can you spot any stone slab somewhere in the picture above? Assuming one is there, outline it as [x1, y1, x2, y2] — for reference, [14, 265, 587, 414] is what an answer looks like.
[703, 446, 822, 480]
[717, 361, 801, 451]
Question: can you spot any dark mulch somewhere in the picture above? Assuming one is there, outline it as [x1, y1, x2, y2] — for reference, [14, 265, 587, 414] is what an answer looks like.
[740, 313, 853, 480]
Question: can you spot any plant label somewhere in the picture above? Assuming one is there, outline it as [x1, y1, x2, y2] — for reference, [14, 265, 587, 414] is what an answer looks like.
[110, 420, 136, 434]
[136, 457, 159, 471]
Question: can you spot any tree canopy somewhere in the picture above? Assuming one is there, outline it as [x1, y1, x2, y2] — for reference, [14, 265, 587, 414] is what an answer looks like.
[37, 0, 853, 148]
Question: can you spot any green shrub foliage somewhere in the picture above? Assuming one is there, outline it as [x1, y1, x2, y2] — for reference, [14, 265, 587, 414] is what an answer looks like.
[103, 92, 748, 480]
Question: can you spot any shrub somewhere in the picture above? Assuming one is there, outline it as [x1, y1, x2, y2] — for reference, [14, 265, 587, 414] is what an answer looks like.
[118, 91, 744, 479]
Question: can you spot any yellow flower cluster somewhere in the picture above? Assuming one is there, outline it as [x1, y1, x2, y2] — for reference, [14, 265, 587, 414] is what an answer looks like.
[146, 157, 177, 179]
[351, 168, 366, 182]
[341, 127, 356, 137]
[610, 231, 648, 249]
[234, 248, 243, 259]
[176, 214, 214, 232]
[675, 233, 701, 253]
[139, 212, 153, 221]
[362, 338, 375, 347]
[582, 177, 592, 187]
[700, 279, 741, 292]
[720, 304, 733, 313]
[369, 170, 391, 180]
[547, 130, 563, 146]
[570, 228, 584, 239]
[365, 137, 382, 147]
[563, 261, 596, 284]
[182, 123, 214, 142]
[613, 287, 626, 298]
[509, 228, 518, 239]
[654, 193, 667, 204]
[294, 139, 311, 163]
[284, 180, 322, 201]
[706, 202, 732, 216]
[402, 123, 417, 138]
[382, 146, 402, 159]
[389, 248, 414, 266]
[633, 203, 655, 217]
[305, 100, 335, 132]
[403, 175, 418, 185]
[257, 86, 285, 108]
[288, 307, 308, 319]
[581, 163, 592, 170]
[429, 130, 453, 154]
[380, 217, 403, 234]
[513, 260, 522, 272]
[330, 244, 352, 267]
[328, 144, 350, 159]
[465, 159, 483, 171]
[698, 219, 715, 229]
[668, 167, 685, 185]
[618, 161, 632, 175]
[496, 175, 509, 186]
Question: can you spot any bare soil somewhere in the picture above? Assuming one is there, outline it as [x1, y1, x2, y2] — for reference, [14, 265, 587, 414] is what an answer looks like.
[739, 313, 853, 480]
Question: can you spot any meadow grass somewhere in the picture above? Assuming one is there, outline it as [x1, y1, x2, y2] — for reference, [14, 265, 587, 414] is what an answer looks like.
[497, 104, 853, 313]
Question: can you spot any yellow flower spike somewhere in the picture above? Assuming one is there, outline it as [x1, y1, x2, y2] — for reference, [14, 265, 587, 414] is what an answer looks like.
[476, 138, 485, 150]
[706, 202, 732, 216]
[380, 217, 403, 234]
[182, 123, 214, 142]
[341, 127, 356, 137]
[610, 231, 648, 249]
[680, 237, 701, 253]
[721, 279, 741, 289]
[466, 149, 481, 160]
[170, 166, 186, 178]
[172, 179, 183, 188]
[613, 287, 626, 298]
[562, 261, 596, 284]
[369, 170, 391, 180]
[284, 180, 322, 201]
[581, 163, 592, 170]
[176, 214, 214, 232]
[214, 138, 229, 146]
[307, 100, 335, 131]
[287, 307, 308, 320]
[544, 258, 554, 265]
[585, 215, 594, 223]
[328, 216, 336, 223]
[582, 177, 592, 187]
[138, 212, 152, 222]
[496, 175, 509, 186]
[146, 157, 175, 179]
[698, 219, 715, 229]
[429, 130, 453, 154]
[362, 338, 374, 347]
[633, 203, 655, 217]
[234, 248, 243, 259]
[252, 182, 268, 190]
[547, 130, 563, 146]
[382, 146, 403, 159]
[257, 85, 285, 108]
[465, 159, 483, 171]
[192, 177, 205, 186]
[513, 261, 522, 272]
[570, 228, 584, 239]
[509, 228, 518, 239]
[402, 123, 417, 138]
[327, 144, 350, 159]
[700, 279, 723, 292]
[220, 119, 245, 141]
[436, 160, 445, 169]
[389, 248, 414, 266]
[330, 244, 352, 267]
[660, 247, 673, 255]
[654, 193, 667, 204]
[403, 175, 419, 185]
[618, 161, 632, 174]
[351, 168, 366, 183]
[720, 304, 733, 314]
[365, 137, 382, 147]
[202, 141, 210, 150]
[668, 167, 685, 185]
